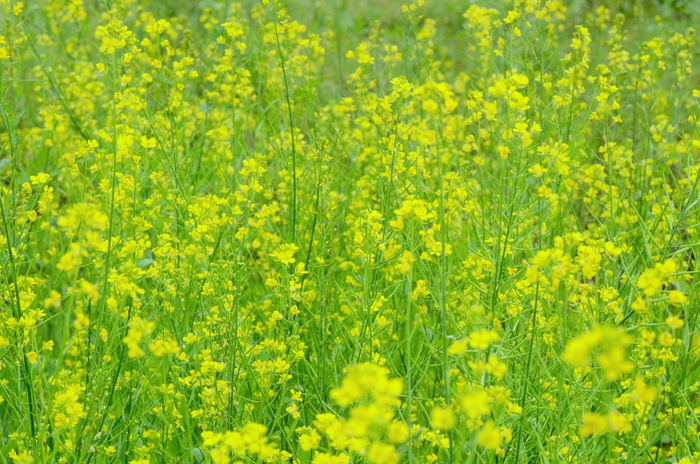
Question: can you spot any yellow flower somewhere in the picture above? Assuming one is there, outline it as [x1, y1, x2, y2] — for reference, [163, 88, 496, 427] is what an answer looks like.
[269, 243, 300, 265]
[658, 332, 675, 347]
[468, 329, 500, 350]
[562, 326, 633, 381]
[597, 345, 633, 381]
[562, 329, 601, 366]
[668, 290, 687, 306]
[29, 172, 51, 185]
[666, 316, 684, 329]
[330, 363, 402, 407]
[430, 406, 454, 430]
[637, 260, 677, 297]
[422, 99, 438, 114]
[386, 421, 409, 443]
[630, 376, 657, 404]
[148, 338, 180, 357]
[447, 339, 468, 355]
[56, 243, 84, 272]
[298, 428, 321, 451]
[477, 421, 502, 450]
[43, 290, 62, 309]
[123, 318, 156, 358]
[579, 412, 608, 437]
[485, 355, 507, 379]
[367, 443, 399, 464]
[9, 450, 33, 464]
[312, 453, 349, 464]
[460, 389, 491, 419]
[140, 136, 157, 148]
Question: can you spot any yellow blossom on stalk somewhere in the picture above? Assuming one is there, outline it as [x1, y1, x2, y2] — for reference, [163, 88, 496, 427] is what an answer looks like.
[468, 329, 500, 350]
[579, 411, 630, 437]
[43, 290, 62, 309]
[477, 421, 501, 450]
[597, 345, 633, 381]
[29, 173, 51, 185]
[485, 355, 507, 379]
[637, 260, 677, 297]
[312, 453, 349, 464]
[139, 136, 157, 148]
[330, 363, 402, 407]
[386, 421, 409, 443]
[668, 290, 687, 306]
[123, 318, 156, 358]
[298, 428, 321, 451]
[367, 443, 399, 464]
[430, 406, 454, 430]
[0, 36, 8, 60]
[666, 316, 684, 329]
[148, 337, 180, 357]
[56, 243, 84, 272]
[52, 384, 86, 428]
[658, 332, 676, 347]
[202, 423, 283, 463]
[579, 412, 608, 437]
[631, 297, 648, 314]
[269, 243, 299, 265]
[448, 339, 469, 355]
[422, 99, 438, 114]
[8, 450, 33, 464]
[562, 326, 633, 380]
[460, 389, 491, 419]
[95, 20, 135, 54]
[630, 376, 657, 404]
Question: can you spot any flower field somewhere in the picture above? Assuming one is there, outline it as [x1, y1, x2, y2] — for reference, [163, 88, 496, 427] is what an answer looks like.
[1, 0, 699, 462]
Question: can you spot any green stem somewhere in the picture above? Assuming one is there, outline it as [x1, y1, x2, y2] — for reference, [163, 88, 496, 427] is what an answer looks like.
[513, 282, 539, 464]
[271, 1, 298, 243]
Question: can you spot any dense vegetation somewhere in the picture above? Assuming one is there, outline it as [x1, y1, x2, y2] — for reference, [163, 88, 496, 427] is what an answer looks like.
[0, 0, 699, 462]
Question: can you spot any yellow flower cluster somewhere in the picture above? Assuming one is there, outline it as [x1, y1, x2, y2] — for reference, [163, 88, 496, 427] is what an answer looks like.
[202, 423, 288, 463]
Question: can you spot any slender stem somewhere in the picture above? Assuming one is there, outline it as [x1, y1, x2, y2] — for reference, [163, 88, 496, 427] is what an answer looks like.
[436, 139, 452, 464]
[513, 282, 540, 464]
[271, 1, 298, 242]
[405, 261, 414, 463]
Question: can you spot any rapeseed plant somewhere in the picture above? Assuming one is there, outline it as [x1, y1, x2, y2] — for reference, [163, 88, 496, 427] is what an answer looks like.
[0, 0, 699, 462]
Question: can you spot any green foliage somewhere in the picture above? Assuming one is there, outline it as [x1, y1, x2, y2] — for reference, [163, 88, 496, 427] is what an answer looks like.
[0, 0, 699, 463]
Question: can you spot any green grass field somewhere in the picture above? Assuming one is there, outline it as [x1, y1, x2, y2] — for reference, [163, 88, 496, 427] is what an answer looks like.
[1, 0, 699, 462]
